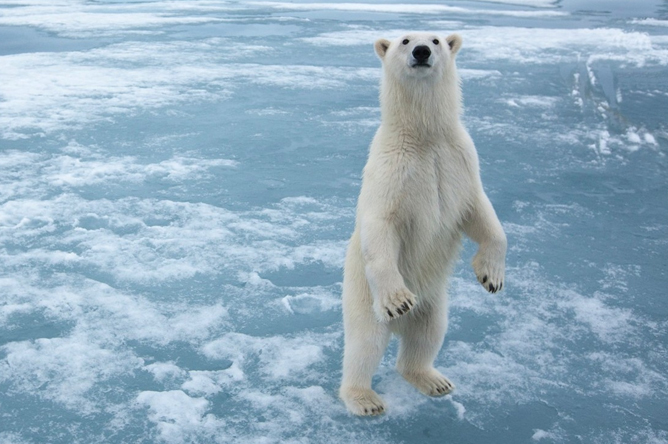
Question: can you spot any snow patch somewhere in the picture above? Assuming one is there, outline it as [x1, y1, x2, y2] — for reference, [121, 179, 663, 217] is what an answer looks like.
[136, 390, 222, 444]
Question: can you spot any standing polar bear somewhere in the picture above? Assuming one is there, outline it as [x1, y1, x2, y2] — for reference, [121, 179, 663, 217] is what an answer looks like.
[339, 32, 507, 416]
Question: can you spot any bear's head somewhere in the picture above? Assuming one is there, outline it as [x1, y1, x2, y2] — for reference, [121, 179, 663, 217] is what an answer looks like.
[374, 32, 462, 82]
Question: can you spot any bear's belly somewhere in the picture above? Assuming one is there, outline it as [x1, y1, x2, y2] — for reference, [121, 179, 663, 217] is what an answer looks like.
[395, 178, 469, 293]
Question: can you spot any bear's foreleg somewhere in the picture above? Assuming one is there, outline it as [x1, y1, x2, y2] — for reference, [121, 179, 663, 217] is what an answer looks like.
[463, 192, 507, 293]
[360, 215, 417, 322]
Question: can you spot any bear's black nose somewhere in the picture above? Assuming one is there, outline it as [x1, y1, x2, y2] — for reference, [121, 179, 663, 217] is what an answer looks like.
[412, 45, 431, 62]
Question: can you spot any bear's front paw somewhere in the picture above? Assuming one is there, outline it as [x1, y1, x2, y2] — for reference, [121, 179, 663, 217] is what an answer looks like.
[477, 273, 503, 293]
[374, 287, 416, 322]
[472, 249, 505, 294]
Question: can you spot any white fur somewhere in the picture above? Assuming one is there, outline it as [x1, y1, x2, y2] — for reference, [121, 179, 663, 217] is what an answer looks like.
[339, 32, 507, 416]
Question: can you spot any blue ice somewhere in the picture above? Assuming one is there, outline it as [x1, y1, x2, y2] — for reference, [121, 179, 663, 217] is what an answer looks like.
[0, 0, 667, 443]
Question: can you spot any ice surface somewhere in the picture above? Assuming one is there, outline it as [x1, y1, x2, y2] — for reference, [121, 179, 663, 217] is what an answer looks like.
[1, 0, 667, 443]
[252, 2, 567, 17]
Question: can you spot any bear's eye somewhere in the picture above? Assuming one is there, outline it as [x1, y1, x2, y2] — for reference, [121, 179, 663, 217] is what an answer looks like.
[433, 39, 439, 45]
[402, 39, 409, 45]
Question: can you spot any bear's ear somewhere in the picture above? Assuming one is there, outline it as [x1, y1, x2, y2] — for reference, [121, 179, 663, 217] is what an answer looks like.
[374, 38, 391, 59]
[446, 33, 462, 55]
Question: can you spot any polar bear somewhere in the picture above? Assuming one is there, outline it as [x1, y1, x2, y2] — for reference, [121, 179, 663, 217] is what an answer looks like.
[339, 32, 507, 416]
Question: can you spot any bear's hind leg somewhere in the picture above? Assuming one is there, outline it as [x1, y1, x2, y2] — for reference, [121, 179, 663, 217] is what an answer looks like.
[340, 314, 391, 415]
[395, 301, 455, 396]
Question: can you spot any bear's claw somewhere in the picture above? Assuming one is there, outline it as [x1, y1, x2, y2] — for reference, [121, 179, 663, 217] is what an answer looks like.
[472, 249, 505, 295]
[477, 272, 504, 294]
[480, 277, 503, 294]
[374, 287, 416, 322]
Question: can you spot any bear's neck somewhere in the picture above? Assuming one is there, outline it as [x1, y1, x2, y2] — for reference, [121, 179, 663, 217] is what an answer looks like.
[379, 67, 462, 141]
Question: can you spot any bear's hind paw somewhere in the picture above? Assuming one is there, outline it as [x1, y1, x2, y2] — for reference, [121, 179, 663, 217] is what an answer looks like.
[340, 387, 386, 416]
[401, 369, 455, 397]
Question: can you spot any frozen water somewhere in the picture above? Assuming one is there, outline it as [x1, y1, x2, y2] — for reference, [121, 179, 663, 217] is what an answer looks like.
[0, 0, 667, 442]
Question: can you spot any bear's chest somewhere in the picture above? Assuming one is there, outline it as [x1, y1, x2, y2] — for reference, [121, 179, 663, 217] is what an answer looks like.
[399, 148, 474, 238]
